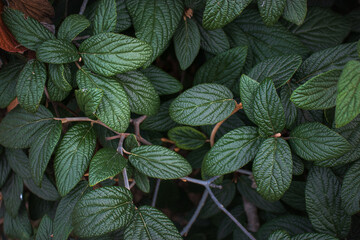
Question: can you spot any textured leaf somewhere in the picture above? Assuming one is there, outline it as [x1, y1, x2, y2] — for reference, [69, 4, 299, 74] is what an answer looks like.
[89, 148, 127, 186]
[115, 0, 132, 32]
[173, 18, 201, 70]
[286, 7, 351, 52]
[0, 62, 24, 108]
[141, 65, 183, 95]
[29, 120, 61, 186]
[72, 186, 135, 237]
[4, 205, 32, 240]
[48, 64, 72, 92]
[37, 40, 79, 64]
[253, 79, 285, 136]
[124, 205, 182, 240]
[58, 14, 90, 41]
[24, 175, 60, 201]
[170, 84, 235, 126]
[2, 173, 23, 217]
[257, 0, 286, 25]
[281, 181, 306, 211]
[126, 0, 183, 64]
[203, 0, 252, 30]
[305, 166, 351, 237]
[77, 67, 130, 133]
[79, 33, 152, 76]
[134, 170, 150, 193]
[289, 123, 351, 161]
[128, 145, 192, 179]
[2, 8, 55, 50]
[268, 230, 290, 240]
[253, 138, 292, 201]
[0, 153, 11, 188]
[239, 74, 259, 123]
[54, 123, 96, 196]
[141, 100, 178, 132]
[341, 161, 360, 215]
[16, 60, 46, 113]
[75, 88, 103, 117]
[292, 154, 304, 175]
[282, 0, 307, 25]
[280, 84, 297, 129]
[36, 215, 53, 240]
[335, 60, 360, 128]
[248, 55, 302, 88]
[204, 127, 262, 176]
[0, 106, 53, 148]
[93, 0, 117, 34]
[292, 233, 339, 240]
[5, 149, 30, 179]
[291, 70, 341, 110]
[168, 126, 207, 150]
[194, 46, 247, 89]
[47, 79, 70, 102]
[116, 71, 160, 116]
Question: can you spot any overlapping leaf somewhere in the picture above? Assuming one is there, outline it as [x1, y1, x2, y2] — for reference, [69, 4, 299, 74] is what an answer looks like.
[0, 62, 24, 108]
[168, 126, 207, 150]
[341, 161, 360, 215]
[37, 39, 79, 64]
[257, 0, 286, 26]
[58, 14, 90, 41]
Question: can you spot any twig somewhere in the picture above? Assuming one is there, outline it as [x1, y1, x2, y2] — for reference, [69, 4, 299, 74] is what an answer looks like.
[210, 102, 243, 146]
[122, 168, 130, 190]
[181, 176, 222, 189]
[151, 179, 161, 207]
[242, 196, 260, 232]
[236, 169, 253, 176]
[79, 0, 89, 15]
[129, 180, 136, 189]
[181, 189, 209, 236]
[117, 135, 130, 190]
[73, 35, 91, 41]
[131, 116, 152, 145]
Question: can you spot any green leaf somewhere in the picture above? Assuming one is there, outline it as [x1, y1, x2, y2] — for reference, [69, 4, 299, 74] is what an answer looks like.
[168, 126, 207, 150]
[124, 134, 140, 151]
[282, 0, 307, 25]
[248, 55, 302, 88]
[126, 0, 183, 64]
[140, 66, 183, 95]
[280, 84, 297, 129]
[89, 148, 127, 186]
[93, 0, 117, 34]
[36, 215, 53, 240]
[37, 40, 79, 64]
[239, 74, 260, 123]
[116, 71, 160, 116]
[54, 123, 96, 196]
[253, 138, 292, 201]
[258, 0, 286, 25]
[0, 62, 24, 108]
[268, 230, 290, 240]
[291, 70, 341, 110]
[124, 205, 182, 240]
[204, 127, 262, 176]
[76, 67, 130, 133]
[58, 14, 91, 41]
[286, 7, 351, 52]
[292, 154, 304, 175]
[203, 0, 252, 30]
[54, 181, 88, 240]
[0, 153, 11, 188]
[173, 18, 201, 70]
[253, 79, 285, 136]
[217, 206, 246, 240]
[2, 8, 55, 50]
[4, 205, 32, 240]
[289, 122, 352, 161]
[24, 175, 60, 201]
[5, 149, 30, 179]
[79, 33, 152, 76]
[2, 173, 23, 217]
[335, 60, 360, 128]
[29, 121, 62, 186]
[292, 233, 339, 240]
[16, 60, 46, 113]
[47, 79, 70, 102]
[341, 161, 360, 215]
[48, 64, 72, 92]
[75, 88, 103, 117]
[115, 0, 132, 32]
[305, 166, 351, 237]
[194, 46, 248, 89]
[170, 83, 236, 126]
[0, 106, 53, 148]
[133, 170, 150, 193]
[72, 186, 135, 237]
[128, 145, 192, 179]
[281, 181, 306, 211]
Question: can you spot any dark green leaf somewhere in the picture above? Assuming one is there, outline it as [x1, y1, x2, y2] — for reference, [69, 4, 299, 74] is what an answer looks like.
[48, 64, 72, 92]
[134, 170, 150, 193]
[124, 134, 140, 151]
[0, 62, 24, 108]
[36, 215, 53, 240]
[2, 173, 23, 217]
[292, 154, 304, 175]
[93, 0, 117, 34]
[217, 206, 246, 240]
[47, 79, 70, 102]
[5, 149, 31, 179]
[58, 14, 91, 41]
[37, 40, 79, 64]
[129, 145, 192, 179]
[258, 0, 286, 25]
[281, 181, 306, 211]
[239, 74, 260, 123]
[268, 230, 290, 240]
[341, 161, 360, 215]
[280, 84, 297, 129]
[282, 0, 307, 25]
[4, 205, 32, 240]
[75, 88, 103, 117]
[0, 153, 11, 188]
[115, 0, 132, 32]
[24, 175, 60, 201]
[168, 126, 207, 150]
[292, 233, 339, 240]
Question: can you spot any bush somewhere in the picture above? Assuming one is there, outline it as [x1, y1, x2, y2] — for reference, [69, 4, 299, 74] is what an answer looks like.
[0, 0, 359, 239]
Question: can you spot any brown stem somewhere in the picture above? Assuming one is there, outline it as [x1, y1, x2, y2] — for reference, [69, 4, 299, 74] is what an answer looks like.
[131, 116, 152, 145]
[210, 102, 243, 147]
[161, 138, 175, 144]
[53, 117, 120, 134]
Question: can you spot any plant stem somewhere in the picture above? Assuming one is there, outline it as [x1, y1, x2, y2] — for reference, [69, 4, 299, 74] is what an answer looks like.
[181, 176, 222, 189]
[129, 180, 136, 189]
[79, 0, 89, 15]
[131, 116, 152, 145]
[122, 168, 130, 190]
[242, 196, 260, 232]
[236, 169, 253, 176]
[151, 179, 161, 207]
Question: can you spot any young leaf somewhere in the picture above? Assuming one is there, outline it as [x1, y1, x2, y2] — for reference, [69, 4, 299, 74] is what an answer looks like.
[204, 127, 263, 176]
[173, 18, 201, 70]
[291, 70, 341, 110]
[257, 0, 286, 26]
[282, 0, 307, 25]
[335, 60, 360, 128]
[75, 88, 103, 117]
[239, 74, 260, 123]
[16, 60, 46, 113]
[202, 0, 252, 30]
[79, 33, 152, 76]
[54, 123, 96, 196]
[194, 46, 248, 89]
[289, 122, 351, 161]
[341, 161, 360, 215]
[89, 148, 127, 186]
[253, 138, 292, 201]
[305, 166, 351, 237]
[168, 126, 207, 150]
[2, 8, 55, 50]
[253, 79, 285, 136]
[124, 205, 182, 240]
[126, 0, 183, 64]
[0, 62, 24, 108]
[72, 186, 135, 237]
[58, 14, 91, 42]
[93, 0, 117, 34]
[48, 64, 72, 92]
[116, 71, 160, 116]
[37, 40, 79, 64]
[2, 173, 23, 217]
[36, 215, 53, 240]
[170, 84, 236, 126]
[128, 145, 192, 179]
